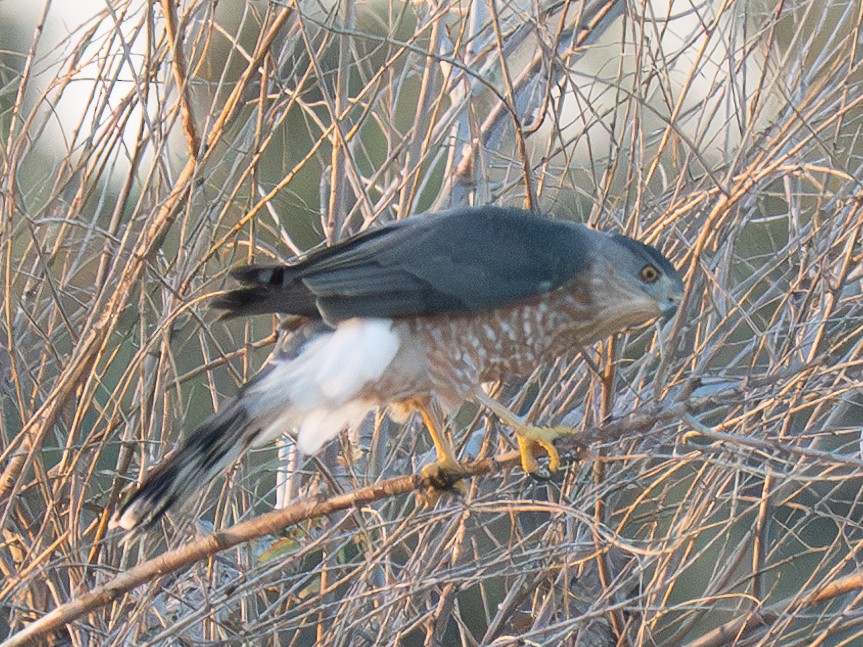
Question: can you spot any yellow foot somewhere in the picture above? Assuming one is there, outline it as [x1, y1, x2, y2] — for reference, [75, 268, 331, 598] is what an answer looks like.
[420, 457, 467, 493]
[471, 391, 576, 476]
[514, 425, 574, 474]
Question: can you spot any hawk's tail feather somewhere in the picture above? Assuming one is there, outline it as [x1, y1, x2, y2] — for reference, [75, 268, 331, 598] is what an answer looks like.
[111, 318, 402, 532]
[110, 399, 255, 531]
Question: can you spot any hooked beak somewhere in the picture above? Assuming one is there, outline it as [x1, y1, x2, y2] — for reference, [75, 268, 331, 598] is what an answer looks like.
[660, 293, 683, 321]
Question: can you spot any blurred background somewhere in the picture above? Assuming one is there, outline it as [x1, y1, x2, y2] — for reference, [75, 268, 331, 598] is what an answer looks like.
[1, 0, 863, 644]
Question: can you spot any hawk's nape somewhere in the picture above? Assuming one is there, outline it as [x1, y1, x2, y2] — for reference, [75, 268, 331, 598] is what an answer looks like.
[112, 206, 684, 531]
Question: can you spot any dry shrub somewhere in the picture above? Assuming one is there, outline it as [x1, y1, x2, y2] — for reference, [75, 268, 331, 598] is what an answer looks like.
[1, 0, 862, 644]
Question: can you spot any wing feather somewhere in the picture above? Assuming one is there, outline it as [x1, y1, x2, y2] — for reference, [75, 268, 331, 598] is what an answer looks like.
[213, 207, 593, 322]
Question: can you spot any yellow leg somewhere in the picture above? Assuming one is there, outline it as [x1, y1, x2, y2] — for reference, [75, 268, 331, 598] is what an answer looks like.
[473, 391, 574, 473]
[415, 402, 465, 491]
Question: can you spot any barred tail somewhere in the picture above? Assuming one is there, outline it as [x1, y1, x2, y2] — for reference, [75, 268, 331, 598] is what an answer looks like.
[110, 399, 254, 531]
[110, 318, 400, 532]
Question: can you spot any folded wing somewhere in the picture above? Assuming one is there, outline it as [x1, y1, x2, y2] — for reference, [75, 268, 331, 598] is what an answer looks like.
[212, 206, 593, 323]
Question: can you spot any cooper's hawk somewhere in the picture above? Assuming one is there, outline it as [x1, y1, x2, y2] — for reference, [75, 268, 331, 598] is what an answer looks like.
[112, 206, 684, 530]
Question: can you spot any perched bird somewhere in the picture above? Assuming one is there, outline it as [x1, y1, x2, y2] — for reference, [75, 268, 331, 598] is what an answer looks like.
[112, 206, 684, 531]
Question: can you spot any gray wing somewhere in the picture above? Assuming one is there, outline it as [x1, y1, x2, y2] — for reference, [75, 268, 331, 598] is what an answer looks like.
[211, 206, 593, 323]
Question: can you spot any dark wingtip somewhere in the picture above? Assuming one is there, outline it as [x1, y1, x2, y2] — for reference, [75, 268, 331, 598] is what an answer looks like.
[210, 286, 274, 318]
[229, 264, 287, 286]
[213, 263, 322, 319]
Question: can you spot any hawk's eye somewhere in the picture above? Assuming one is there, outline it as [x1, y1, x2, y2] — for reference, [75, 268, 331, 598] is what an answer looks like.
[641, 264, 660, 283]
